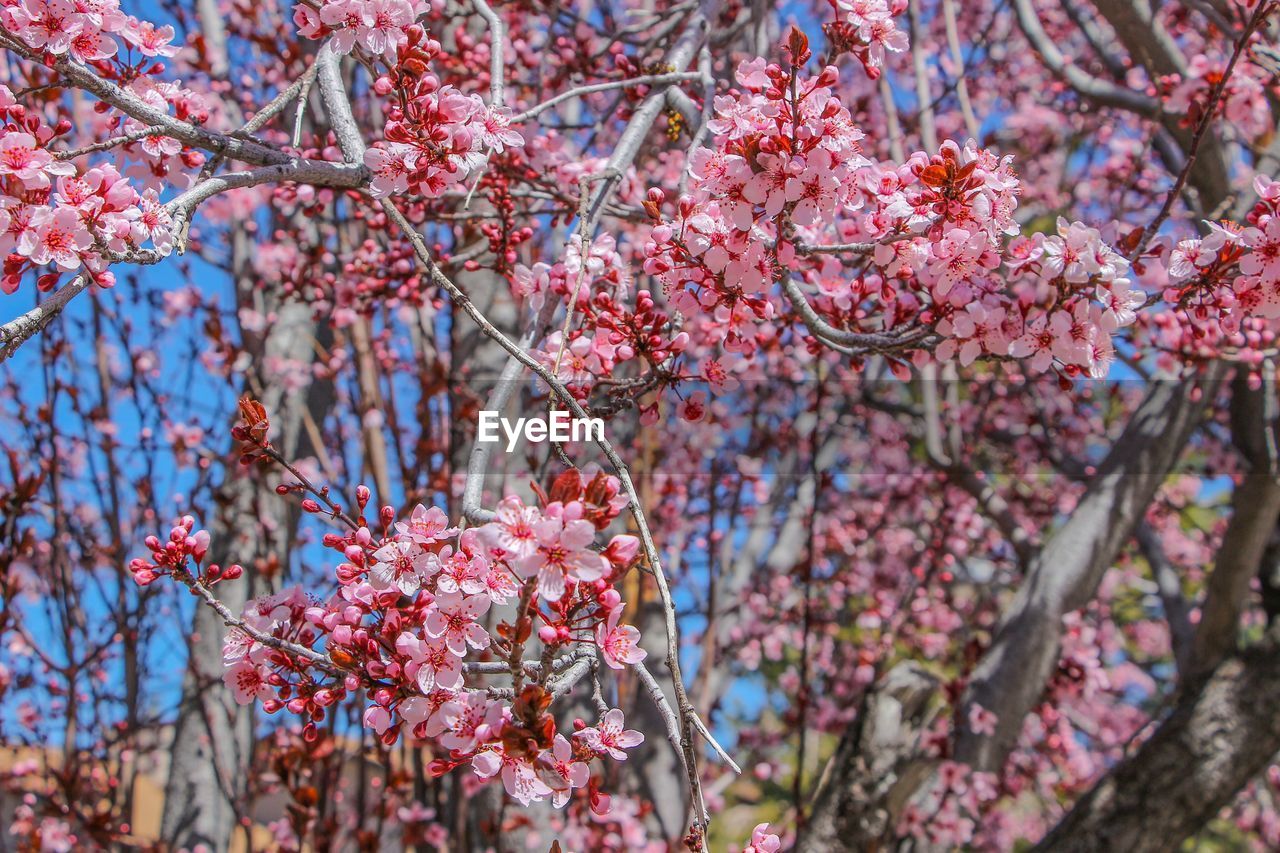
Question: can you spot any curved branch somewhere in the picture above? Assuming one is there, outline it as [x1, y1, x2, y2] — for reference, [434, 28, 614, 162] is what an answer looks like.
[0, 30, 292, 166]
[1011, 0, 1162, 115]
[781, 275, 929, 351]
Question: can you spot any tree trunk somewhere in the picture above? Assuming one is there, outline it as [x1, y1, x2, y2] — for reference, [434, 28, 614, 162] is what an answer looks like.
[1035, 631, 1280, 852]
[954, 370, 1224, 771]
[803, 663, 938, 851]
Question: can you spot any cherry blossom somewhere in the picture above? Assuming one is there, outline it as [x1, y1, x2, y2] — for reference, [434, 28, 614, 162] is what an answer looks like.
[424, 591, 491, 655]
[514, 516, 607, 602]
[369, 537, 431, 595]
[595, 607, 648, 670]
[13, 0, 1280, 849]
[576, 709, 644, 761]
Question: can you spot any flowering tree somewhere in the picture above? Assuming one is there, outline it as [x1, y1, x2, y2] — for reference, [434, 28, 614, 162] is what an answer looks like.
[6, 0, 1280, 849]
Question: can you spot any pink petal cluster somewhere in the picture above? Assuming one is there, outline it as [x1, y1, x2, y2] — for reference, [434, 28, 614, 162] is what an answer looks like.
[1153, 175, 1280, 349]
[2, 0, 177, 63]
[357, 33, 524, 200]
[295, 0, 429, 60]
[826, 0, 909, 77]
[640, 55, 1136, 380]
[195, 468, 648, 813]
[575, 708, 644, 761]
[0, 85, 184, 294]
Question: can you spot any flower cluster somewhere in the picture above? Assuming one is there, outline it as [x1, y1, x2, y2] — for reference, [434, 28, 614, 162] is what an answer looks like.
[823, 0, 908, 78]
[898, 761, 1001, 849]
[295, 0, 429, 60]
[2, 0, 178, 64]
[0, 85, 178, 294]
[195, 465, 649, 811]
[363, 29, 522, 200]
[1164, 53, 1272, 140]
[128, 516, 242, 587]
[509, 234, 690, 399]
[641, 35, 1137, 380]
[1162, 175, 1280, 335]
[222, 586, 317, 707]
[513, 233, 630, 314]
[642, 52, 870, 354]
[965, 216, 1140, 377]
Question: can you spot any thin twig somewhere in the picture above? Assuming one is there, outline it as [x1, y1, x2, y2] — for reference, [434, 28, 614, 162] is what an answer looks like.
[1132, 1, 1272, 257]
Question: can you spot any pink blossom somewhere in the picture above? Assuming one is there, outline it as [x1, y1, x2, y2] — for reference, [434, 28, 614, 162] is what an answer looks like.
[120, 17, 177, 57]
[363, 704, 393, 734]
[20, 207, 92, 271]
[0, 133, 56, 188]
[5, 0, 79, 55]
[471, 747, 554, 806]
[479, 495, 541, 561]
[435, 550, 490, 595]
[364, 144, 418, 197]
[224, 659, 273, 705]
[514, 516, 607, 602]
[438, 691, 502, 752]
[475, 107, 525, 153]
[576, 708, 644, 761]
[396, 503, 457, 545]
[535, 733, 590, 808]
[1242, 217, 1280, 281]
[425, 591, 491, 655]
[397, 632, 464, 692]
[357, 0, 415, 59]
[595, 608, 647, 670]
[968, 702, 998, 737]
[369, 538, 430, 595]
[743, 823, 782, 853]
[399, 688, 456, 737]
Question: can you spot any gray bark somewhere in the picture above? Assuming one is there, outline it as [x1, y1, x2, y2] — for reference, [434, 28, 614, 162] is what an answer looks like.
[1035, 629, 1280, 852]
[1189, 383, 1280, 678]
[803, 663, 938, 851]
[954, 368, 1225, 771]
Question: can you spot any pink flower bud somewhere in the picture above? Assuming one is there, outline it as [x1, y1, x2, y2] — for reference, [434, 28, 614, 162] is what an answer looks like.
[604, 535, 640, 568]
